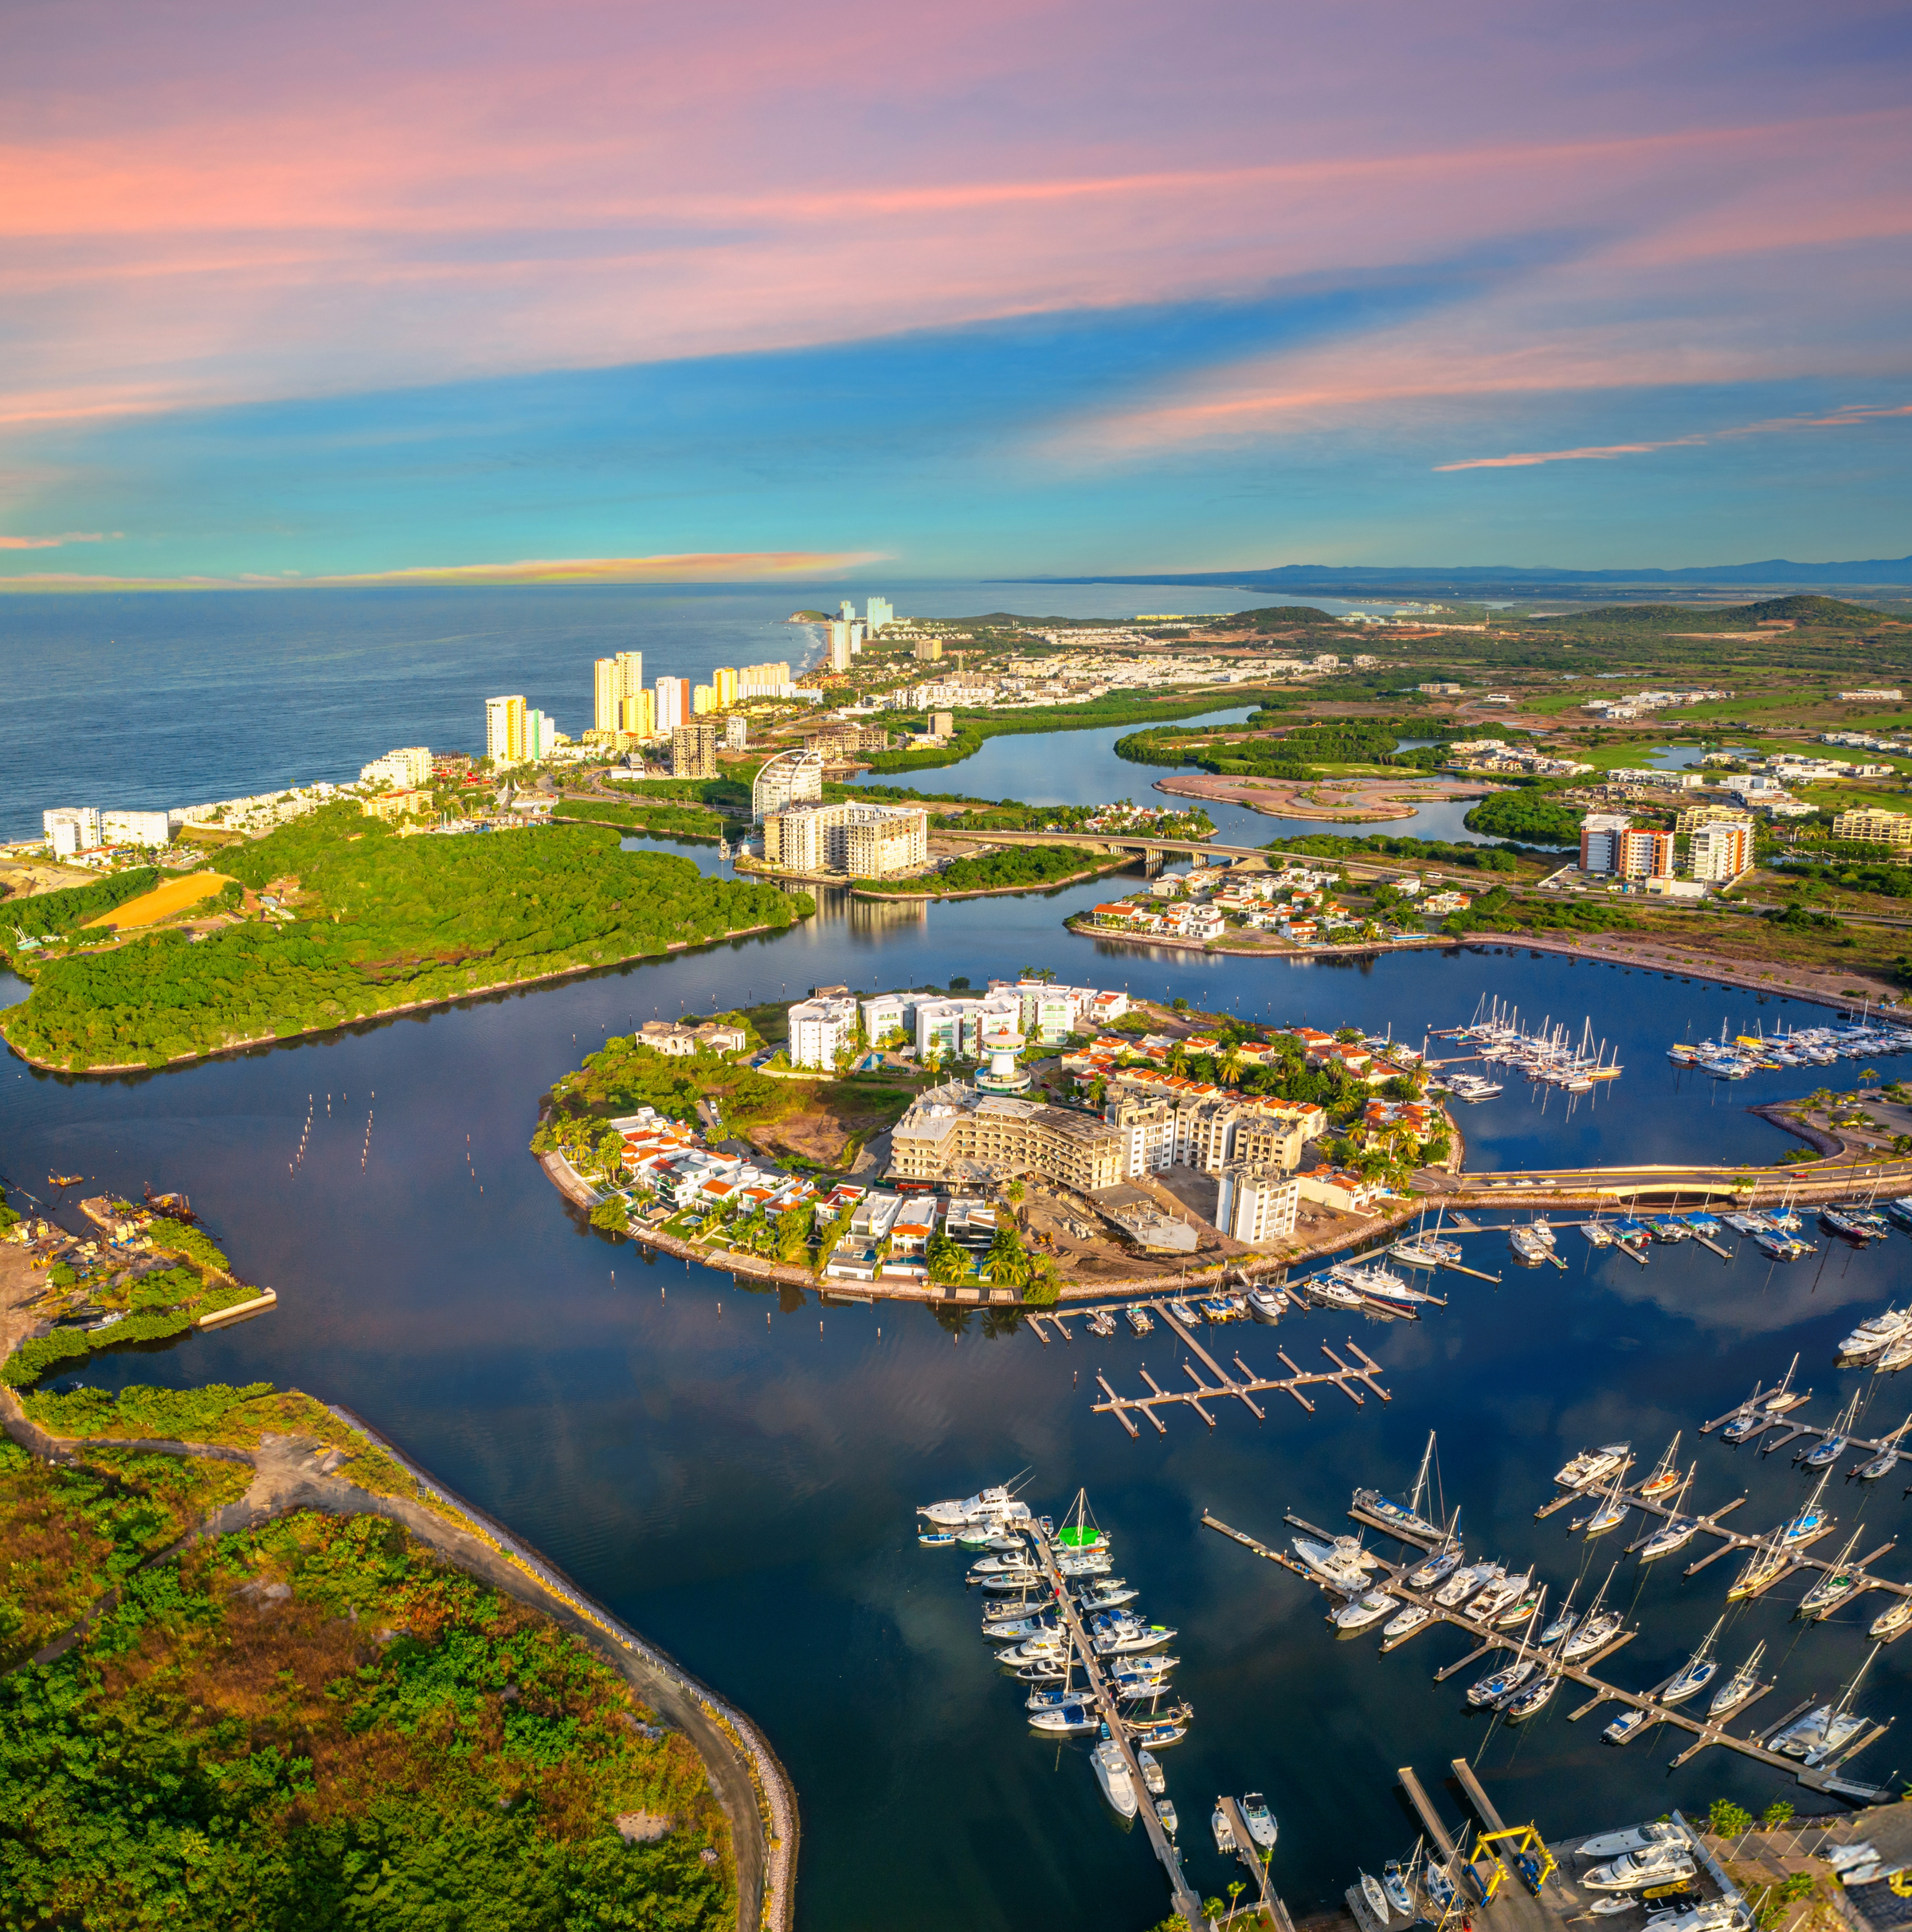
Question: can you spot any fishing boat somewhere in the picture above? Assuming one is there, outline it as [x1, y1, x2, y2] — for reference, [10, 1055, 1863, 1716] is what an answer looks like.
[1560, 1566, 1624, 1660]
[1870, 1595, 1912, 1640]
[1770, 1648, 1880, 1765]
[1637, 1435, 1685, 1499]
[1295, 1534, 1379, 1594]
[1602, 1706, 1651, 1745]
[1138, 1751, 1166, 1796]
[1659, 1618, 1723, 1705]
[1334, 1591, 1401, 1632]
[918, 1474, 1031, 1526]
[919, 1529, 957, 1546]
[1706, 1642, 1765, 1718]
[1028, 1699, 1099, 1734]
[1799, 1529, 1867, 1620]
[1557, 1442, 1630, 1489]
[1382, 1602, 1432, 1640]
[1126, 1304, 1155, 1335]
[1154, 1797, 1179, 1836]
[1726, 1530, 1792, 1601]
[1092, 1739, 1138, 1816]
[1246, 1286, 1284, 1323]
[1434, 1560, 1503, 1609]
[1838, 1308, 1912, 1366]
[1800, 1393, 1863, 1468]
[1242, 1793, 1277, 1850]
[1577, 1821, 1690, 1861]
[1354, 1431, 1445, 1542]
[1583, 1847, 1698, 1891]
[1213, 1805, 1238, 1854]
[1859, 1417, 1912, 1479]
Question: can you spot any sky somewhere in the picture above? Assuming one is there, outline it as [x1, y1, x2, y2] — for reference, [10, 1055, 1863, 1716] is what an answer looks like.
[2, 0, 1910, 584]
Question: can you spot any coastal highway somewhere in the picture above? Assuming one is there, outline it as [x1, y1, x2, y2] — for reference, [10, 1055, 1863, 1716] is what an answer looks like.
[1425, 1153, 1912, 1205]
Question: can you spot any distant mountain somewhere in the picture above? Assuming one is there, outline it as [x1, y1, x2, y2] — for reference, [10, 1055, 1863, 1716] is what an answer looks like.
[1540, 594, 1890, 629]
[1013, 557, 1912, 593]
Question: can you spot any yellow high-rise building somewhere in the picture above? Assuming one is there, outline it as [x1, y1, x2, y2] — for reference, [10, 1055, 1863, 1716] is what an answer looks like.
[594, 651, 645, 733]
[617, 688, 655, 738]
[692, 684, 716, 715]
[712, 666, 739, 707]
[484, 695, 526, 764]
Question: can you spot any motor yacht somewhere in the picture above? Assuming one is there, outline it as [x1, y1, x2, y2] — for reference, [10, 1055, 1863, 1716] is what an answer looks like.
[1557, 1442, 1631, 1489]
[1470, 1570, 1532, 1620]
[1707, 1643, 1765, 1719]
[1434, 1560, 1503, 1609]
[1028, 1699, 1098, 1734]
[984, 1612, 1059, 1643]
[1510, 1224, 1554, 1267]
[1838, 1308, 1912, 1365]
[1241, 1794, 1277, 1850]
[1601, 1706, 1651, 1745]
[967, 1551, 1037, 1579]
[1078, 1581, 1139, 1612]
[1646, 1905, 1749, 1932]
[1092, 1615, 1177, 1656]
[1126, 1706, 1192, 1749]
[1092, 1739, 1138, 1817]
[1334, 1591, 1400, 1632]
[1246, 1286, 1284, 1323]
[1659, 1618, 1723, 1705]
[1295, 1534, 1379, 1594]
[1301, 1272, 1367, 1311]
[1577, 1821, 1689, 1860]
[919, 1477, 1030, 1526]
[1583, 1848, 1698, 1891]
[1382, 1602, 1432, 1641]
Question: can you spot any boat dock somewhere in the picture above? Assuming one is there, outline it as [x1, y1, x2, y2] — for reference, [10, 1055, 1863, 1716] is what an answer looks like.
[1025, 1519, 1205, 1927]
[1201, 1509, 1894, 1801]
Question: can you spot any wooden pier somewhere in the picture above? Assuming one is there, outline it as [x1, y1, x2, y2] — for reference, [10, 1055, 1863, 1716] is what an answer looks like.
[1200, 1509, 1894, 1801]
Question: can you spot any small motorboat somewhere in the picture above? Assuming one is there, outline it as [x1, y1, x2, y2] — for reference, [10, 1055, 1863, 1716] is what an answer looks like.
[1241, 1793, 1277, 1850]
[1092, 1739, 1138, 1817]
[1382, 1602, 1432, 1641]
[1138, 1750, 1166, 1796]
[919, 1530, 957, 1546]
[1154, 1797, 1178, 1836]
[1126, 1304, 1154, 1336]
[1213, 1805, 1238, 1855]
[1602, 1706, 1651, 1745]
[1087, 1311, 1117, 1338]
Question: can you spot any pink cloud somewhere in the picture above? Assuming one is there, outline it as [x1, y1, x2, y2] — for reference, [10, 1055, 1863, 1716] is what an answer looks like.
[0, 530, 113, 547]
[1435, 400, 1912, 472]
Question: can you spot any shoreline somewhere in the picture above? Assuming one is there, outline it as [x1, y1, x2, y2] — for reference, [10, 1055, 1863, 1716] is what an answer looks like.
[0, 918, 797, 1077]
[732, 854, 1134, 899]
[1150, 772, 1496, 824]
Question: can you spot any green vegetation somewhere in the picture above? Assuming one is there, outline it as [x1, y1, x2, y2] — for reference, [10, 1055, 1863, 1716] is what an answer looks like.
[0, 1494, 731, 1930]
[3, 804, 808, 1070]
[1203, 605, 1339, 631]
[864, 691, 1269, 774]
[1267, 832, 1535, 872]
[1461, 790, 1589, 844]
[1540, 595, 1886, 633]
[552, 798, 730, 841]
[1440, 884, 1638, 937]
[1, 868, 165, 961]
[857, 845, 1107, 895]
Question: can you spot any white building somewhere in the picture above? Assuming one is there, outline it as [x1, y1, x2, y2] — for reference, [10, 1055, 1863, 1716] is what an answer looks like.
[485, 695, 526, 764]
[359, 746, 433, 788]
[1578, 812, 1632, 875]
[829, 622, 853, 671]
[1688, 817, 1754, 883]
[866, 596, 895, 631]
[1217, 1168, 1299, 1244]
[723, 715, 749, 750]
[751, 747, 825, 823]
[788, 993, 860, 1069]
[42, 807, 101, 856]
[100, 809, 176, 847]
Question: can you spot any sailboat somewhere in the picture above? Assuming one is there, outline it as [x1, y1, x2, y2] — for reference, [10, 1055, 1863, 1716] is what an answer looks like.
[1503, 1660, 1561, 1720]
[1857, 1415, 1912, 1481]
[1781, 1468, 1835, 1546]
[1637, 1435, 1684, 1499]
[1637, 1468, 1703, 1561]
[1799, 1393, 1862, 1470]
[1659, 1617, 1724, 1705]
[1468, 1603, 1545, 1707]
[1727, 1526, 1792, 1601]
[1706, 1641, 1766, 1718]
[1405, 1515, 1463, 1589]
[1760, 1354, 1811, 1415]
[1770, 1647, 1882, 1765]
[1580, 1468, 1632, 1538]
[1354, 1430, 1444, 1542]
[1560, 1566, 1624, 1660]
[1055, 1487, 1110, 1557]
[1538, 1579, 1580, 1648]
[1798, 1527, 1868, 1620]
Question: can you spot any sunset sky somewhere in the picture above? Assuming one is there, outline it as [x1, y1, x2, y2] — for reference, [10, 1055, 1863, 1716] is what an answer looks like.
[4, 0, 1910, 582]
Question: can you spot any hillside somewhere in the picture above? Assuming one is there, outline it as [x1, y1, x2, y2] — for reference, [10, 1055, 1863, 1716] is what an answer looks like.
[1209, 605, 1339, 631]
[1538, 594, 1888, 630]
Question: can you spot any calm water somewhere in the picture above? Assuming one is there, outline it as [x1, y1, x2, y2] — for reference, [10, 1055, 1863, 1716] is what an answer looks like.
[5, 591, 1912, 1928]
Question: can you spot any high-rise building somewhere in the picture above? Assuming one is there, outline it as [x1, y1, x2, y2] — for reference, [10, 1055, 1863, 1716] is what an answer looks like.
[711, 666, 739, 707]
[525, 709, 558, 762]
[1616, 828, 1675, 880]
[1216, 1168, 1299, 1244]
[621, 688, 656, 737]
[1578, 812, 1631, 874]
[671, 722, 718, 779]
[751, 747, 826, 822]
[1688, 817, 1754, 882]
[739, 660, 790, 697]
[839, 599, 856, 621]
[848, 622, 864, 656]
[913, 637, 942, 661]
[42, 806, 102, 857]
[655, 676, 690, 733]
[594, 651, 644, 734]
[723, 715, 749, 750]
[828, 622, 852, 672]
[692, 684, 716, 715]
[485, 696, 527, 765]
[359, 747, 433, 787]
[866, 596, 894, 631]
[762, 801, 927, 875]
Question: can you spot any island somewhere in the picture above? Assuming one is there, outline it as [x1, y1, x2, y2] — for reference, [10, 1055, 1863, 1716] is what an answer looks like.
[0, 1187, 796, 1932]
[1, 801, 811, 1072]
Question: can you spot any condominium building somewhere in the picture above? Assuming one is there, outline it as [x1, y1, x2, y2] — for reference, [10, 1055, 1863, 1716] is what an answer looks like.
[485, 695, 526, 764]
[750, 747, 825, 821]
[915, 637, 943, 662]
[359, 746, 433, 788]
[654, 676, 690, 734]
[1577, 812, 1631, 874]
[1216, 1167, 1299, 1244]
[1616, 827, 1675, 880]
[889, 1087, 1127, 1192]
[762, 799, 928, 875]
[787, 993, 860, 1069]
[1675, 801, 1754, 836]
[594, 651, 645, 734]
[692, 684, 715, 715]
[671, 722, 719, 780]
[100, 809, 175, 847]
[739, 660, 791, 697]
[711, 667, 740, 708]
[43, 806, 102, 856]
[829, 623, 853, 672]
[1687, 817, 1754, 882]
[1833, 808, 1912, 848]
[866, 596, 895, 631]
[723, 715, 749, 750]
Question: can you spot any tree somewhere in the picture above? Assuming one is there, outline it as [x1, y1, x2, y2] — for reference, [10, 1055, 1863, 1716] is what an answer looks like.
[1217, 1045, 1243, 1088]
[589, 1197, 629, 1234]
[778, 1203, 815, 1263]
[1022, 1256, 1061, 1306]
[983, 1221, 1031, 1287]
[927, 1229, 969, 1283]
[1706, 1797, 1755, 1840]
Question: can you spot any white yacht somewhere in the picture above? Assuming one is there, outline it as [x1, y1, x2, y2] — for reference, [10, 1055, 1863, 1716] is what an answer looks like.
[1770, 1647, 1880, 1765]
[1294, 1534, 1379, 1594]
[1434, 1561, 1503, 1609]
[919, 1478, 1028, 1526]
[1799, 1529, 1867, 1620]
[1383, 1602, 1432, 1640]
[1213, 1804, 1237, 1855]
[1092, 1739, 1138, 1817]
[1871, 1595, 1912, 1640]
[1583, 1847, 1699, 1892]
[1577, 1821, 1688, 1861]
[1334, 1591, 1400, 1632]
[1470, 1571, 1534, 1621]
[1138, 1750, 1166, 1796]
[1556, 1442, 1630, 1489]
[1838, 1307, 1912, 1365]
[1241, 1794, 1277, 1849]
[1645, 1904, 1749, 1932]
[1028, 1699, 1098, 1734]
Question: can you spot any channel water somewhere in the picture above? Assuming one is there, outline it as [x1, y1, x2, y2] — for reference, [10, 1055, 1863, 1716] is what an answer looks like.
[6, 596, 1912, 1928]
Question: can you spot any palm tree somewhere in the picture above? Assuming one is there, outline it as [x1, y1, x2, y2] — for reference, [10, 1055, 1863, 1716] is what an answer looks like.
[1217, 1044, 1243, 1089]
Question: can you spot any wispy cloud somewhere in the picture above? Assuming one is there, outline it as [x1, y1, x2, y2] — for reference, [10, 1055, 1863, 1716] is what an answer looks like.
[1435, 400, 1912, 471]
[0, 530, 115, 548]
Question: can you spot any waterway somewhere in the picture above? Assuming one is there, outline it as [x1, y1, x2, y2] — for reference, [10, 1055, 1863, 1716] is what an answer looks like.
[7, 641, 1912, 1924]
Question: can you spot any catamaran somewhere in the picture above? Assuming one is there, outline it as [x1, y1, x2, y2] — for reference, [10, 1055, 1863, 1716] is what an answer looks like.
[1354, 1430, 1445, 1542]
[1770, 1646, 1881, 1765]
[1706, 1641, 1765, 1718]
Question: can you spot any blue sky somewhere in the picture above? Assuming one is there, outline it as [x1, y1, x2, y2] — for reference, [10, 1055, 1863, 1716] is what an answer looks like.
[4, 0, 1910, 582]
